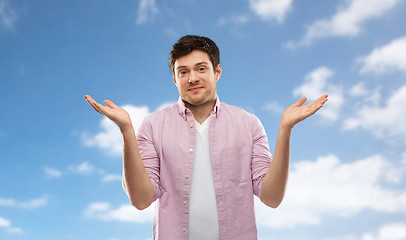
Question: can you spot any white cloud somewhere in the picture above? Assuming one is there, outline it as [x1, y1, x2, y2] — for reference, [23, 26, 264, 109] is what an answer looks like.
[351, 83, 382, 107]
[0, 217, 11, 227]
[82, 104, 154, 156]
[43, 167, 62, 179]
[54, 161, 120, 182]
[0, 196, 47, 209]
[102, 174, 122, 183]
[84, 202, 155, 223]
[349, 82, 368, 97]
[7, 227, 24, 234]
[358, 36, 406, 74]
[286, 0, 401, 48]
[136, 0, 158, 25]
[0, 198, 15, 207]
[293, 66, 344, 121]
[0, 217, 23, 234]
[255, 154, 406, 229]
[349, 82, 382, 106]
[218, 14, 250, 27]
[82, 114, 123, 155]
[19, 196, 48, 209]
[263, 101, 284, 113]
[249, 0, 293, 23]
[371, 223, 406, 240]
[68, 161, 95, 175]
[325, 222, 406, 240]
[0, 0, 17, 30]
[344, 85, 406, 143]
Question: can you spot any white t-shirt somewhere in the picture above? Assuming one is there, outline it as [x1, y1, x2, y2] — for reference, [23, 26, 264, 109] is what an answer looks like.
[189, 116, 220, 240]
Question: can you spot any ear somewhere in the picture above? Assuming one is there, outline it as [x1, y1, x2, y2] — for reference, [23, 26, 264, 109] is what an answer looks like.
[172, 73, 177, 85]
[215, 64, 222, 82]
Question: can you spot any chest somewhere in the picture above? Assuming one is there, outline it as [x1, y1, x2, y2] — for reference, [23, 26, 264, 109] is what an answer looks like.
[155, 116, 254, 183]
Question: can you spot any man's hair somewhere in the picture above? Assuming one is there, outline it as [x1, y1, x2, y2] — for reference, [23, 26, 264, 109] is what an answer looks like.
[169, 35, 220, 74]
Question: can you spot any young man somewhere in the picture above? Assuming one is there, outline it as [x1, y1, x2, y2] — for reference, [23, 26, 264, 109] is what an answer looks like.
[84, 35, 328, 240]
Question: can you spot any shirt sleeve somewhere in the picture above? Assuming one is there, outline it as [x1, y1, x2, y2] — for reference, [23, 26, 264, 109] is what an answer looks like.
[135, 116, 163, 202]
[250, 114, 273, 198]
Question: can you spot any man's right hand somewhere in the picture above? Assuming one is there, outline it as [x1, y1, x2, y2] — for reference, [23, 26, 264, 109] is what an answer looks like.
[84, 95, 133, 132]
[85, 94, 154, 210]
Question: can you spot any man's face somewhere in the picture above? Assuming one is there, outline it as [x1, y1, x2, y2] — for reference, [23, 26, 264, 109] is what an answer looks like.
[173, 50, 222, 107]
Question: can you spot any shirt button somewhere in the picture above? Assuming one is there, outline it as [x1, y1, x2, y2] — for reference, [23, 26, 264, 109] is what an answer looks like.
[182, 227, 187, 232]
[184, 200, 188, 205]
[189, 148, 193, 152]
[185, 174, 189, 179]
[190, 123, 194, 128]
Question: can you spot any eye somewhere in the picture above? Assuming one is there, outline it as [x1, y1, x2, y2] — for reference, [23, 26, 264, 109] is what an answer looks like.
[198, 67, 206, 72]
[178, 70, 188, 77]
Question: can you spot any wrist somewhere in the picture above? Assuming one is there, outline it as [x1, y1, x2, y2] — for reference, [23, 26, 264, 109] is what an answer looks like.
[278, 122, 294, 135]
[279, 120, 294, 131]
[120, 125, 135, 135]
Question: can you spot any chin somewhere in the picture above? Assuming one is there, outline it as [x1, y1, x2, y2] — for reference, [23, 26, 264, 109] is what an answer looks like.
[186, 100, 204, 106]
[183, 96, 205, 106]
[182, 92, 215, 106]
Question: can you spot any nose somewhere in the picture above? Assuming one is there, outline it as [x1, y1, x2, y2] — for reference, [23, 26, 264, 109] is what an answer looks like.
[188, 71, 199, 84]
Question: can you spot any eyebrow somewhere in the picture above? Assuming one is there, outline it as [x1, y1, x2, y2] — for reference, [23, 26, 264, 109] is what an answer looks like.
[176, 62, 209, 71]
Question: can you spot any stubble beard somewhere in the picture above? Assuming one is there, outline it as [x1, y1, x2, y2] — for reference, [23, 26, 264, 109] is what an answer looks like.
[183, 87, 217, 108]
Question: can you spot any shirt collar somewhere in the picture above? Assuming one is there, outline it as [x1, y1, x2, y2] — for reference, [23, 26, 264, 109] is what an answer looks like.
[177, 96, 221, 120]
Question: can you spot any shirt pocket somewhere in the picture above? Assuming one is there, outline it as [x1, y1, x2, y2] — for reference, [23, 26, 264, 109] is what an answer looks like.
[220, 146, 252, 183]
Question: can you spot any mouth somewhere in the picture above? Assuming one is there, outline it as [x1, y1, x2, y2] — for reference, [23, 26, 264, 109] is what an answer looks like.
[188, 87, 203, 92]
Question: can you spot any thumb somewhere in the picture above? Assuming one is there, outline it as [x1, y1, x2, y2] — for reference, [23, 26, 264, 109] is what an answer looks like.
[293, 97, 307, 107]
[104, 99, 118, 108]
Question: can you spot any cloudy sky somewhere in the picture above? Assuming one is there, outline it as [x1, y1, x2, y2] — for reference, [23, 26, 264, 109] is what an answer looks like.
[1, 0, 406, 239]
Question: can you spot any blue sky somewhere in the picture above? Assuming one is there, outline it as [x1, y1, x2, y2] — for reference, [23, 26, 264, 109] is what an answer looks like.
[1, 0, 406, 239]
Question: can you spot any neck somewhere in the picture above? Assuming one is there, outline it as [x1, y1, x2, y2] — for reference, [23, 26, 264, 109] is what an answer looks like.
[184, 99, 216, 124]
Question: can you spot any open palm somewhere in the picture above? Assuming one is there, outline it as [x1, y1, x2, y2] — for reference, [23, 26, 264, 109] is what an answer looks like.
[281, 95, 328, 129]
[84, 95, 132, 131]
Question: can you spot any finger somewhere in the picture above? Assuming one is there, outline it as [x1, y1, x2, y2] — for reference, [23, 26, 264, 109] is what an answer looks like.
[93, 101, 108, 115]
[84, 95, 101, 113]
[314, 94, 328, 107]
[84, 94, 96, 103]
[104, 99, 118, 109]
[316, 94, 328, 102]
[293, 97, 307, 107]
[306, 95, 328, 113]
[84, 95, 105, 115]
[308, 94, 328, 106]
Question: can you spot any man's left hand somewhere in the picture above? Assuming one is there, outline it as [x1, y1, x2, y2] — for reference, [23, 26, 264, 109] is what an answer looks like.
[280, 95, 328, 130]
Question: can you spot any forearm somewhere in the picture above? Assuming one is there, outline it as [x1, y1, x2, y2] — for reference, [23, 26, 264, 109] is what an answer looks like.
[260, 124, 292, 208]
[260, 95, 327, 208]
[121, 127, 154, 210]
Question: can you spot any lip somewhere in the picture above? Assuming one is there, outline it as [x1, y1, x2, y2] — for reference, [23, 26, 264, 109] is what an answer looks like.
[188, 87, 203, 92]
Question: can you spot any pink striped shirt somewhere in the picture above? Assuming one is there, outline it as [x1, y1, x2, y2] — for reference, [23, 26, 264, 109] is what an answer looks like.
[135, 97, 272, 240]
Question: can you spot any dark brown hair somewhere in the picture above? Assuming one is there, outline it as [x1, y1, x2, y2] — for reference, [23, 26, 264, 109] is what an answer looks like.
[169, 35, 220, 74]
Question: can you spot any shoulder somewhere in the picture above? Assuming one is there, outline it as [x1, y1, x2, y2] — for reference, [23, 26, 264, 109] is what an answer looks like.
[219, 102, 265, 130]
[143, 102, 178, 122]
[137, 103, 178, 134]
[220, 102, 258, 121]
